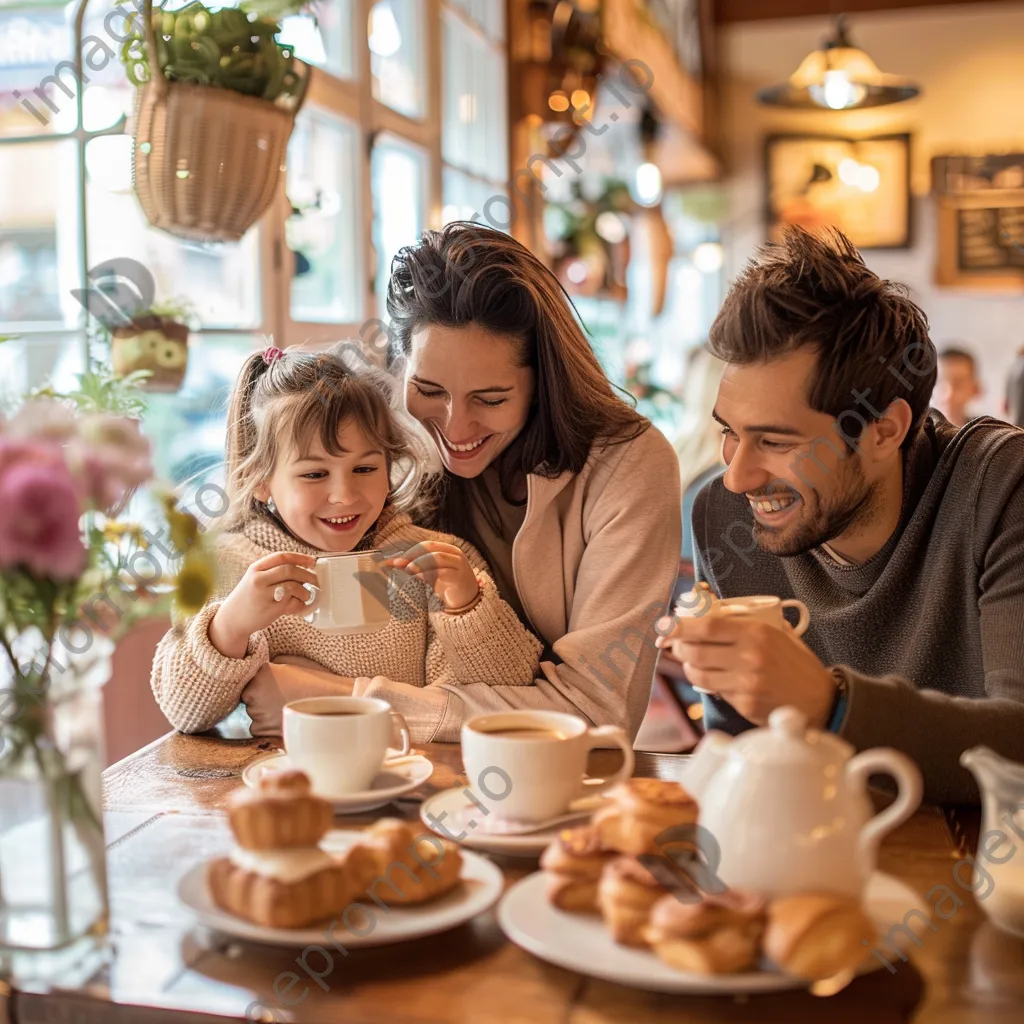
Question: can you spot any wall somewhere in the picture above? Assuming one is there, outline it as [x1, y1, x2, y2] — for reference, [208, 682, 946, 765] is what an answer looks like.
[718, 2, 1024, 415]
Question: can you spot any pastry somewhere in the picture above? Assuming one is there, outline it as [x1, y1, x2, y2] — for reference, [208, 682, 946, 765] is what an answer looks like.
[591, 778, 699, 856]
[540, 825, 614, 913]
[227, 769, 334, 850]
[354, 818, 462, 905]
[209, 770, 361, 929]
[596, 855, 668, 946]
[763, 893, 876, 980]
[642, 889, 766, 975]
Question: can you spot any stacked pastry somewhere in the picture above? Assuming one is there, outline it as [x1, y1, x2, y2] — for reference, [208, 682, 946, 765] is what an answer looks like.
[540, 777, 877, 979]
[208, 771, 463, 929]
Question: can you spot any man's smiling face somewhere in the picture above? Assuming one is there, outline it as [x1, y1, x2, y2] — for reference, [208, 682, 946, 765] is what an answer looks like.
[714, 348, 882, 557]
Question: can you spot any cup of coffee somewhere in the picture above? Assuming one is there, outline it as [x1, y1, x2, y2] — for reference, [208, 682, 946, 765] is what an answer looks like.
[461, 710, 635, 823]
[283, 696, 410, 797]
[305, 552, 390, 635]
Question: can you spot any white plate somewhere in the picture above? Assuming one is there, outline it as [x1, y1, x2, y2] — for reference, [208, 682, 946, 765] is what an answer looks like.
[242, 752, 433, 813]
[177, 831, 504, 948]
[420, 786, 596, 857]
[498, 870, 922, 995]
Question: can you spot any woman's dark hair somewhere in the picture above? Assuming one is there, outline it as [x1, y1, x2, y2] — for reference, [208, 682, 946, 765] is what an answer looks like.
[386, 222, 648, 540]
[708, 227, 937, 445]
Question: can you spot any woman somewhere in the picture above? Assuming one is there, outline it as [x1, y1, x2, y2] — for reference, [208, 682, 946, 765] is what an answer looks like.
[344, 222, 682, 742]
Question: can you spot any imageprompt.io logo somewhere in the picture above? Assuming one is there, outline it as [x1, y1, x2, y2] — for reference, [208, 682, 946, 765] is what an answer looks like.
[637, 823, 729, 903]
[71, 257, 155, 329]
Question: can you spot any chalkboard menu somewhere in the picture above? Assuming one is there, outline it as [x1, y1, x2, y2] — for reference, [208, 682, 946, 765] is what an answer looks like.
[957, 207, 1024, 270]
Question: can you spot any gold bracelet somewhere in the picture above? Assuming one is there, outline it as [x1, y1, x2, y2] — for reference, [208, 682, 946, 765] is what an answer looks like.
[443, 586, 483, 616]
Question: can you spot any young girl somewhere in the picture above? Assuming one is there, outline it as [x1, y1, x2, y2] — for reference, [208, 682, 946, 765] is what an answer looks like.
[151, 344, 542, 738]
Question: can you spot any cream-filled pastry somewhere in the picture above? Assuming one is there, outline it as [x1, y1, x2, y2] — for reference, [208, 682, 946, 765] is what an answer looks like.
[591, 778, 699, 856]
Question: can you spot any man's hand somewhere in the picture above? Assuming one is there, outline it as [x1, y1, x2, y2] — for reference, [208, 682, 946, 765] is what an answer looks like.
[656, 614, 836, 727]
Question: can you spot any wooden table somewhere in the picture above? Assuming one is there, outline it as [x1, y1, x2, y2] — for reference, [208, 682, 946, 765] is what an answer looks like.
[6, 731, 1024, 1024]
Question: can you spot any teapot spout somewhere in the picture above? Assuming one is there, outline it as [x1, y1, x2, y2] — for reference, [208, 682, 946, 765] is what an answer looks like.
[678, 730, 734, 801]
[960, 746, 1024, 799]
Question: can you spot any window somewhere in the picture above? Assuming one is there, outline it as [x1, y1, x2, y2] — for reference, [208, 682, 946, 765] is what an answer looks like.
[0, 0, 509, 490]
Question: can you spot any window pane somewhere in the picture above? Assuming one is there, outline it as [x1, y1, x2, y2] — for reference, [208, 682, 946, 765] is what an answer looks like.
[279, 0, 354, 79]
[371, 138, 425, 313]
[84, 139, 262, 330]
[370, 0, 425, 119]
[447, 0, 505, 44]
[443, 167, 510, 232]
[443, 10, 507, 181]
[0, 4, 71, 139]
[0, 139, 79, 328]
[287, 108, 360, 324]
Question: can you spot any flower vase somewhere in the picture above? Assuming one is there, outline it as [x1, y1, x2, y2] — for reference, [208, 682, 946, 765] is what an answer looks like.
[0, 638, 112, 953]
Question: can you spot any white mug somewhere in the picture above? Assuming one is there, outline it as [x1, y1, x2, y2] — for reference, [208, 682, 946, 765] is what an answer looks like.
[283, 696, 410, 798]
[461, 710, 635, 823]
[305, 551, 390, 635]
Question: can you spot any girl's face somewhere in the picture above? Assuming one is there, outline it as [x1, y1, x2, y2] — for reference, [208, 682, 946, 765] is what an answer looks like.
[255, 418, 390, 552]
[404, 324, 535, 479]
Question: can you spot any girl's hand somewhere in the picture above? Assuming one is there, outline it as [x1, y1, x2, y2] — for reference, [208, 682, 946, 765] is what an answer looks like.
[209, 552, 318, 659]
[384, 541, 479, 612]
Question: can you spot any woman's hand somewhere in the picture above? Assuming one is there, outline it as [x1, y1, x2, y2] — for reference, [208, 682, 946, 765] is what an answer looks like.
[384, 541, 479, 612]
[242, 659, 355, 737]
[209, 551, 318, 659]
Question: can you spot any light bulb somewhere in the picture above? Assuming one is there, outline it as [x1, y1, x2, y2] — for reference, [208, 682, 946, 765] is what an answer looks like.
[838, 158, 862, 186]
[858, 165, 881, 192]
[548, 91, 569, 113]
[595, 211, 627, 244]
[692, 242, 724, 274]
[570, 89, 590, 109]
[635, 163, 663, 207]
[368, 2, 402, 58]
[823, 70, 857, 109]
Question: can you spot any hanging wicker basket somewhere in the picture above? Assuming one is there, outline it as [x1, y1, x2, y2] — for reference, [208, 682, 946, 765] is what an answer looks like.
[130, 0, 309, 244]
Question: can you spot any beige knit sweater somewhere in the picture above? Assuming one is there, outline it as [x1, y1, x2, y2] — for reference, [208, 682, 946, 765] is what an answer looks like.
[150, 510, 543, 733]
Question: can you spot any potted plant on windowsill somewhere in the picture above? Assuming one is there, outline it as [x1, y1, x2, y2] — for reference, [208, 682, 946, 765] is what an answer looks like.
[108, 298, 196, 393]
[121, 0, 312, 243]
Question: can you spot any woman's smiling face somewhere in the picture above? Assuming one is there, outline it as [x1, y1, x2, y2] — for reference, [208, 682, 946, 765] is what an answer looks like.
[404, 324, 535, 478]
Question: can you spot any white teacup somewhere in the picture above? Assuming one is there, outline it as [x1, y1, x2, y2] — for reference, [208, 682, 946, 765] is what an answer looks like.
[711, 595, 810, 636]
[283, 696, 410, 797]
[461, 710, 635, 823]
[305, 551, 390, 635]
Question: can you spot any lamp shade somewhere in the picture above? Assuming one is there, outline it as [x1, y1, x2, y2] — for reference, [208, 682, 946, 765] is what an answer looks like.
[757, 17, 920, 110]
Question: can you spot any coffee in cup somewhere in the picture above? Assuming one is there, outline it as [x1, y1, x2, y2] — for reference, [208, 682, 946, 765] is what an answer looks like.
[305, 551, 390, 634]
[283, 696, 410, 798]
[461, 711, 635, 823]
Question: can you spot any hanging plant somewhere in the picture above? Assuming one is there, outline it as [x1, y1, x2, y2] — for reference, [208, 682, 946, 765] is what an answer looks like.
[120, 1, 312, 243]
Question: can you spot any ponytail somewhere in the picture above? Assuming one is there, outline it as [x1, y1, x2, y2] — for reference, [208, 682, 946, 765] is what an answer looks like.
[224, 351, 272, 520]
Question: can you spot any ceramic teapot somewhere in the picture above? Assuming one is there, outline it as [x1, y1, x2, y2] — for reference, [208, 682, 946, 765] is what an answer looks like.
[679, 706, 923, 899]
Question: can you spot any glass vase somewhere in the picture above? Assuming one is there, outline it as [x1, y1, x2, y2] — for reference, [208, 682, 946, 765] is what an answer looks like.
[0, 637, 111, 953]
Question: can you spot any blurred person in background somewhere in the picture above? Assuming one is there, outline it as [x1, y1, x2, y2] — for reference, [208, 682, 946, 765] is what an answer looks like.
[933, 345, 983, 427]
[1005, 346, 1024, 426]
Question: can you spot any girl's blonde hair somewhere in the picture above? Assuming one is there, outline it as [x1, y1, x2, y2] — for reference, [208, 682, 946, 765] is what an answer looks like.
[223, 343, 438, 531]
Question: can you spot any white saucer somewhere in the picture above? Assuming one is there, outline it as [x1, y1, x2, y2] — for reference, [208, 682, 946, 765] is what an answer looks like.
[177, 830, 504, 949]
[420, 786, 586, 857]
[498, 870, 923, 994]
[243, 752, 433, 813]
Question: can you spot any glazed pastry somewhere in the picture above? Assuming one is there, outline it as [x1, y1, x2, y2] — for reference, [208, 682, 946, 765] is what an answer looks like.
[763, 894, 876, 980]
[596, 855, 668, 946]
[643, 889, 766, 975]
[591, 778, 699, 856]
[353, 818, 462, 905]
[540, 825, 614, 913]
[227, 769, 333, 850]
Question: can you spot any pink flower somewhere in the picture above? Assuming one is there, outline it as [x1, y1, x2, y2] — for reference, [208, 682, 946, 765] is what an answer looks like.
[72, 415, 154, 514]
[0, 439, 86, 581]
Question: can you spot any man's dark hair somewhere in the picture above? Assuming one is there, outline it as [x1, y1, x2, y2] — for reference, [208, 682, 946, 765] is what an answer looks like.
[938, 346, 977, 372]
[707, 227, 937, 444]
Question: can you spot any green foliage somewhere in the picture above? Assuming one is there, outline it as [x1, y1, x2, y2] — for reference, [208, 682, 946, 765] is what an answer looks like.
[31, 366, 150, 420]
[121, 0, 312, 104]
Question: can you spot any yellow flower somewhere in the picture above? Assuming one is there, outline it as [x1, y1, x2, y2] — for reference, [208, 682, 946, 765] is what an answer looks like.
[167, 507, 200, 553]
[173, 554, 215, 615]
[102, 521, 146, 546]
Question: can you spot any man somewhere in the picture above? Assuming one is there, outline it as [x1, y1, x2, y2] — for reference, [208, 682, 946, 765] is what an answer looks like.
[659, 228, 1024, 803]
[933, 346, 982, 427]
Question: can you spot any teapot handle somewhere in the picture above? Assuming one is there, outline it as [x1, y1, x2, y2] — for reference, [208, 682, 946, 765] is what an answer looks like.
[846, 748, 923, 872]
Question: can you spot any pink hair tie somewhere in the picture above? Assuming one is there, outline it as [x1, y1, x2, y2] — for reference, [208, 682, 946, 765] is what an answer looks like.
[262, 346, 284, 366]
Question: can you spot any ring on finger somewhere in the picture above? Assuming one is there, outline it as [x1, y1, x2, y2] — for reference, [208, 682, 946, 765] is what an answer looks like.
[273, 585, 286, 603]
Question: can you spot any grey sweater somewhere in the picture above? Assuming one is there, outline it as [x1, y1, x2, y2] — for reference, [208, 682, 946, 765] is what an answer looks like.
[692, 413, 1024, 804]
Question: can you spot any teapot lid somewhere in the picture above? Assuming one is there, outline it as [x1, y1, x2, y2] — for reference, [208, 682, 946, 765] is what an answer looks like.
[730, 706, 852, 767]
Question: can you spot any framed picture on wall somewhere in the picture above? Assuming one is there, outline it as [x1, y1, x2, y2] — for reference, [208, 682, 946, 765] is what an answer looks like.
[764, 133, 912, 250]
